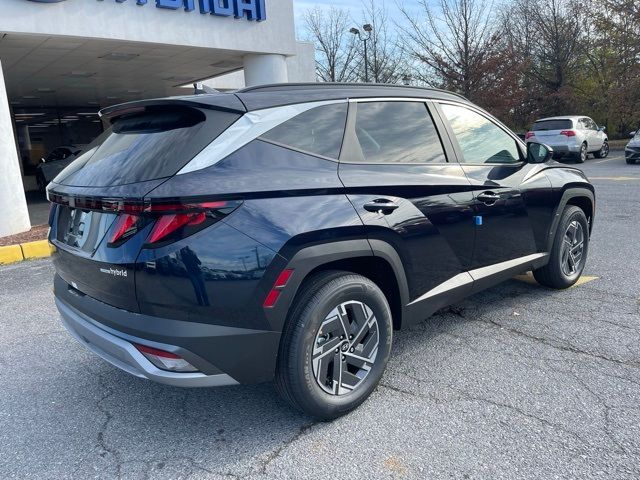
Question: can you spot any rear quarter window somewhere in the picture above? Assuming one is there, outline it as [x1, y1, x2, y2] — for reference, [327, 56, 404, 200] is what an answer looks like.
[259, 103, 348, 159]
[55, 106, 241, 187]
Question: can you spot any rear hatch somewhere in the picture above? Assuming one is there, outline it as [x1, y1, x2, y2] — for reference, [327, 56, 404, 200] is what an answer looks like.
[48, 96, 244, 311]
[530, 119, 575, 147]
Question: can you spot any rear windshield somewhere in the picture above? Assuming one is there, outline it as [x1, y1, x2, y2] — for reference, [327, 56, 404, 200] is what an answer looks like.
[54, 106, 240, 187]
[532, 119, 573, 131]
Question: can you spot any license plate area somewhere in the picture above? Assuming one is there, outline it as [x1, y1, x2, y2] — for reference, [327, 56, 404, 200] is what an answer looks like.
[56, 206, 117, 254]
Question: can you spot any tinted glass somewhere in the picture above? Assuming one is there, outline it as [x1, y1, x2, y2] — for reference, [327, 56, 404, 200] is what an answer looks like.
[441, 104, 521, 164]
[55, 106, 240, 187]
[533, 119, 573, 131]
[354, 102, 446, 163]
[260, 103, 347, 159]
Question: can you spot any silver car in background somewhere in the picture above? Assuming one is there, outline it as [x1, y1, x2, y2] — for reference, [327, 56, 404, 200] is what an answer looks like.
[525, 116, 609, 163]
[626, 129, 640, 164]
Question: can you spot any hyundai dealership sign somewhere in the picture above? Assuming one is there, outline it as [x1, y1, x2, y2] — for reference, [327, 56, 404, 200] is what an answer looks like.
[28, 0, 267, 21]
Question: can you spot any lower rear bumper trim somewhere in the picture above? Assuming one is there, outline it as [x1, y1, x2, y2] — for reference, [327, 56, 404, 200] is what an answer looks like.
[56, 297, 239, 388]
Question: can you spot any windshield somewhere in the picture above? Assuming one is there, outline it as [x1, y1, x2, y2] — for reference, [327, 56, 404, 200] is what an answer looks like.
[532, 119, 573, 131]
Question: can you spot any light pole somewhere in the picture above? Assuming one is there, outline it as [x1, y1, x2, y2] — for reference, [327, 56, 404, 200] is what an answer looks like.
[350, 24, 373, 83]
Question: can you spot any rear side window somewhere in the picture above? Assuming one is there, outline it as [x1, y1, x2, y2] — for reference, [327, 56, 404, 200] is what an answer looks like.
[260, 103, 347, 159]
[353, 102, 447, 163]
[441, 104, 521, 164]
[55, 106, 240, 187]
[533, 119, 573, 131]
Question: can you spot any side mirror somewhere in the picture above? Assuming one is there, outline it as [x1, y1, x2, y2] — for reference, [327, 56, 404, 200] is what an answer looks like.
[631, 131, 637, 138]
[598, 126, 606, 132]
[527, 142, 553, 164]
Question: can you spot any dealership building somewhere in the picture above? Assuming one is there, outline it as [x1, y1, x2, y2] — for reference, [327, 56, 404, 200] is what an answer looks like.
[0, 0, 315, 237]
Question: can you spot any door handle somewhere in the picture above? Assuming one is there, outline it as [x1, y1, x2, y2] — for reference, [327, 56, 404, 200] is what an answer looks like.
[363, 199, 399, 214]
[477, 191, 500, 205]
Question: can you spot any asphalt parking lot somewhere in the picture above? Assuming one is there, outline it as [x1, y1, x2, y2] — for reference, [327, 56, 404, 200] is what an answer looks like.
[1, 150, 639, 479]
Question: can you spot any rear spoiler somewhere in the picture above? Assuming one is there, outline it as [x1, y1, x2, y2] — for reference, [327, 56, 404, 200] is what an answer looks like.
[100, 94, 247, 123]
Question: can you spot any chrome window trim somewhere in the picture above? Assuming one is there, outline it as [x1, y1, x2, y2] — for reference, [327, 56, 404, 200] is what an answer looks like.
[177, 99, 347, 175]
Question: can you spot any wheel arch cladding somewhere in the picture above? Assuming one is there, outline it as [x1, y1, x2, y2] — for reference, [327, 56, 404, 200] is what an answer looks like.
[547, 187, 595, 251]
[264, 239, 408, 332]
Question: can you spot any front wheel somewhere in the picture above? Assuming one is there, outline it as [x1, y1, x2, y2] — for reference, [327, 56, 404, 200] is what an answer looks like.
[275, 271, 393, 420]
[594, 141, 609, 159]
[533, 205, 589, 289]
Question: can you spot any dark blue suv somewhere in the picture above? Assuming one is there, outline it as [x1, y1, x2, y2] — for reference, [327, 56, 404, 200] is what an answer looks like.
[48, 84, 595, 419]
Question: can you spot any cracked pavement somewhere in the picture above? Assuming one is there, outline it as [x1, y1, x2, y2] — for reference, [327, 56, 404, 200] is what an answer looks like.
[1, 151, 639, 479]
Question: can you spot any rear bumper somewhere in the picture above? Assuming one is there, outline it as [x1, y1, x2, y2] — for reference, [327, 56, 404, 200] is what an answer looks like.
[57, 298, 238, 387]
[54, 274, 282, 385]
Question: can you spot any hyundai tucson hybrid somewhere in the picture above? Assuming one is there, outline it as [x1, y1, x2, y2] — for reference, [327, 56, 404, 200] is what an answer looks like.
[48, 84, 594, 419]
[525, 116, 609, 162]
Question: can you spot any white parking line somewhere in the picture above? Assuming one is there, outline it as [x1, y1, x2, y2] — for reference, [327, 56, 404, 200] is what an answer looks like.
[593, 157, 621, 164]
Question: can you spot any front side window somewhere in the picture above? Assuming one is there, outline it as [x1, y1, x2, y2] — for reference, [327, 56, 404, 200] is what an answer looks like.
[352, 102, 447, 164]
[441, 104, 521, 164]
[260, 103, 348, 159]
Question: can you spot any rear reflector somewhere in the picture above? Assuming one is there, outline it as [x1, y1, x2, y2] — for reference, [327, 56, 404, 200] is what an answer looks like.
[134, 343, 198, 372]
[263, 268, 294, 308]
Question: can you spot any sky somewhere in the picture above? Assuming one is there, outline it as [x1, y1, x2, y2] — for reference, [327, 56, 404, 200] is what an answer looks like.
[292, 0, 423, 32]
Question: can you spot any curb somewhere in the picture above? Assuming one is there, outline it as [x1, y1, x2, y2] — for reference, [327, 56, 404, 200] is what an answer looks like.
[0, 240, 56, 266]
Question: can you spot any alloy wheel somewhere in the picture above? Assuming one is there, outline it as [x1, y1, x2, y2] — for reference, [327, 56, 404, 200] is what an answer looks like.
[580, 144, 587, 162]
[600, 142, 609, 157]
[312, 300, 379, 396]
[561, 220, 585, 276]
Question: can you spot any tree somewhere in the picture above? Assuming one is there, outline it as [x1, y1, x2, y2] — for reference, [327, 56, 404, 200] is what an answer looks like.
[503, 0, 584, 117]
[303, 7, 360, 82]
[353, 0, 407, 84]
[398, 0, 527, 126]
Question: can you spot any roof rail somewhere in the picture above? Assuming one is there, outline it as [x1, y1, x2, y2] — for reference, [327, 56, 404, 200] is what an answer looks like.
[238, 82, 468, 101]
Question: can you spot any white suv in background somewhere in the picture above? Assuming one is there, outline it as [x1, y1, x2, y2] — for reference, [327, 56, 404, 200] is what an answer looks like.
[525, 116, 609, 163]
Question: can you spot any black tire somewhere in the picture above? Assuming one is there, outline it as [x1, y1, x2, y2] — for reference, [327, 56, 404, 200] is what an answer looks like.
[576, 142, 587, 163]
[593, 141, 609, 159]
[533, 205, 589, 289]
[626, 157, 636, 165]
[275, 270, 393, 420]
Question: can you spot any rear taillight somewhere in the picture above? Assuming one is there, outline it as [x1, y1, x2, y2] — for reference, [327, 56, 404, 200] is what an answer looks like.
[525, 131, 535, 139]
[143, 200, 240, 247]
[134, 343, 198, 372]
[560, 130, 576, 137]
[48, 193, 242, 248]
[109, 213, 141, 246]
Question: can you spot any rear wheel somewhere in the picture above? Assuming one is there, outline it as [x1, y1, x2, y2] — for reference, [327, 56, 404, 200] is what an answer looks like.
[275, 271, 393, 420]
[576, 142, 588, 163]
[594, 141, 609, 159]
[533, 205, 589, 289]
